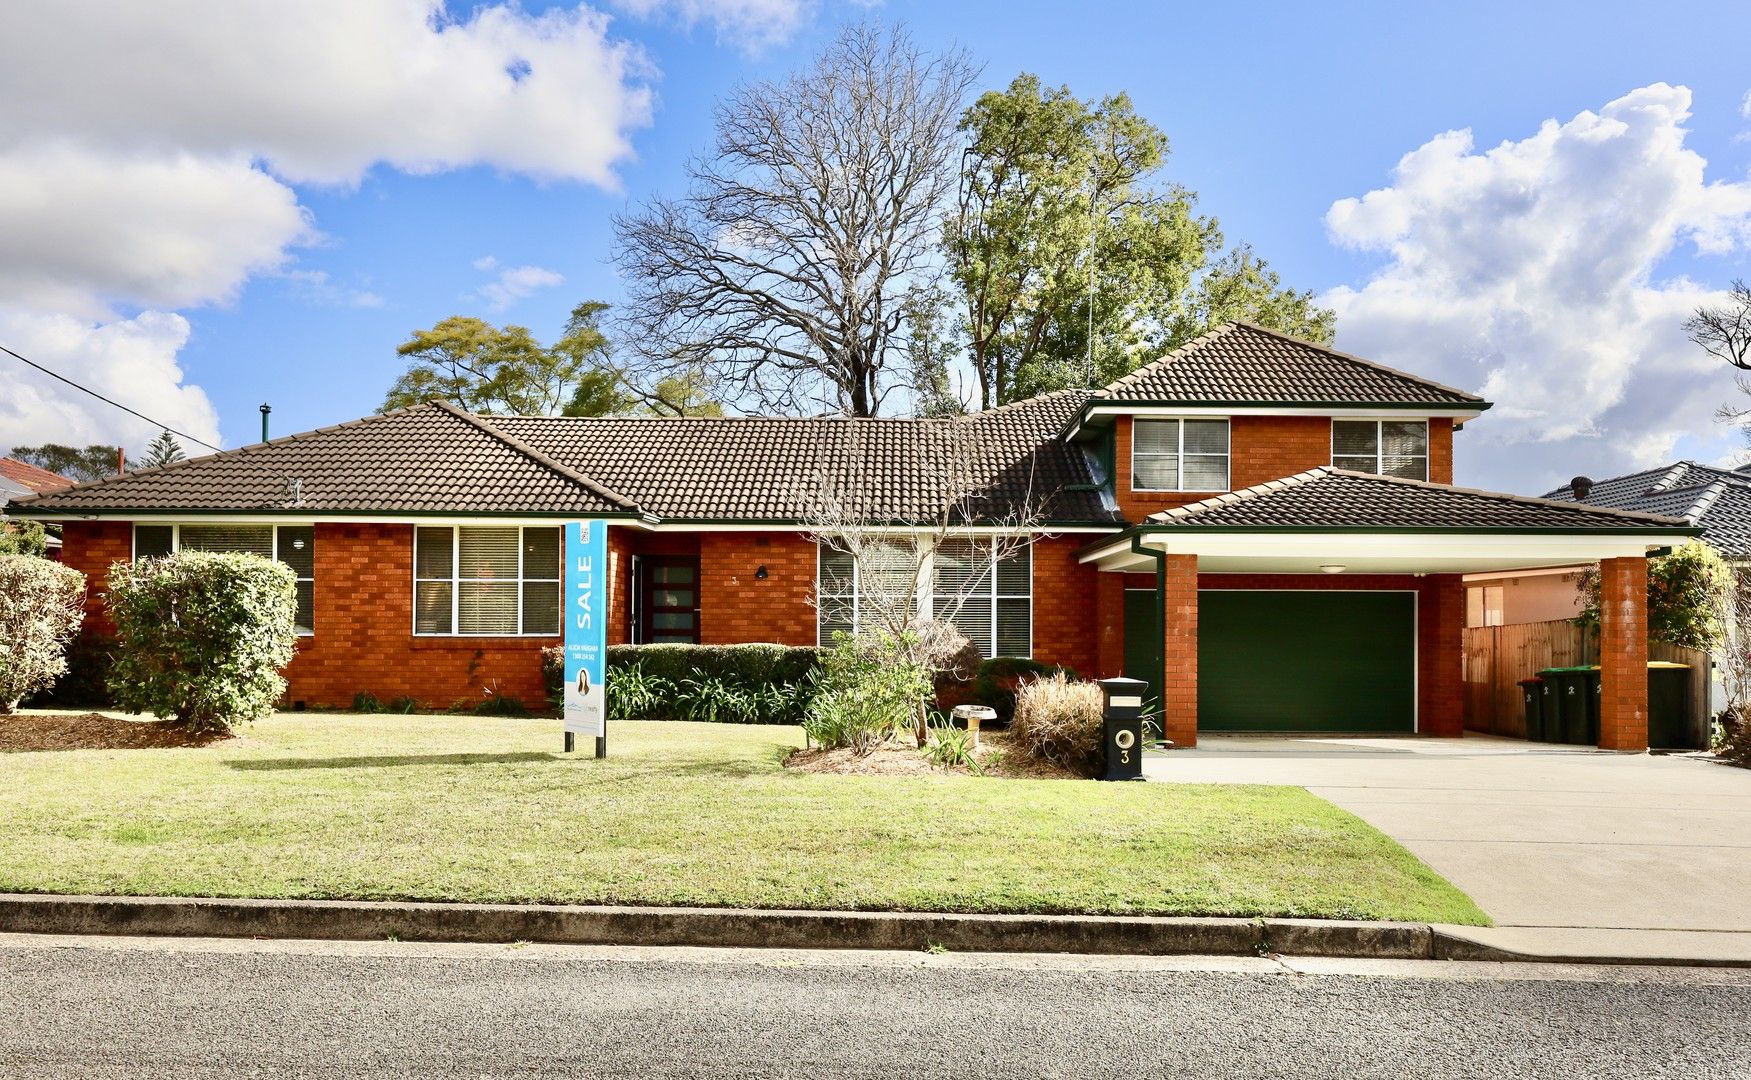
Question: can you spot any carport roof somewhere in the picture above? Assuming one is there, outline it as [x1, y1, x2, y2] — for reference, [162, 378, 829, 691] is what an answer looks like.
[1145, 468, 1695, 532]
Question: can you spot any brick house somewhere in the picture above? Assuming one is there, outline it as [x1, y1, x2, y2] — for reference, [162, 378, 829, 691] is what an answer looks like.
[7, 322, 1696, 749]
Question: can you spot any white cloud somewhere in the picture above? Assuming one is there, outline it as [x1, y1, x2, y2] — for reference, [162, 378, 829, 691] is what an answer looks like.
[1321, 84, 1751, 492]
[612, 0, 815, 53]
[0, 2, 654, 450]
[471, 261, 566, 312]
[0, 308, 220, 453]
[1742, 89, 1751, 118]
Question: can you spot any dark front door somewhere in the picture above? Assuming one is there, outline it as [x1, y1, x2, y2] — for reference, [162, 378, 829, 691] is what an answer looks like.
[638, 556, 700, 644]
[1123, 589, 1160, 703]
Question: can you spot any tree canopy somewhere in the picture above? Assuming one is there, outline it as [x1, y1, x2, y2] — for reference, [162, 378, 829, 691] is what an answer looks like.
[946, 74, 1334, 408]
[139, 430, 186, 469]
[8, 444, 119, 484]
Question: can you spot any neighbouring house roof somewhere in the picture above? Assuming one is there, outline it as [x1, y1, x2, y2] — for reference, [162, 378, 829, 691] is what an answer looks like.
[8, 401, 635, 518]
[1543, 461, 1751, 557]
[8, 392, 1118, 526]
[0, 456, 72, 495]
[1145, 467, 1693, 532]
[1093, 321, 1488, 408]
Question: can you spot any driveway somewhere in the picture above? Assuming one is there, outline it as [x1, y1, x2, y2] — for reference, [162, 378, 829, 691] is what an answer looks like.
[1146, 736, 1751, 959]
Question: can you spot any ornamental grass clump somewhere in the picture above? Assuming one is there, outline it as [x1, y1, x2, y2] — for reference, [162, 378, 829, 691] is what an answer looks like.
[1011, 672, 1104, 777]
[0, 555, 87, 713]
[106, 551, 298, 733]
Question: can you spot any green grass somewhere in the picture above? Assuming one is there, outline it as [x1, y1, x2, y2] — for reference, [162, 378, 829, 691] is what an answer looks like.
[0, 714, 1487, 924]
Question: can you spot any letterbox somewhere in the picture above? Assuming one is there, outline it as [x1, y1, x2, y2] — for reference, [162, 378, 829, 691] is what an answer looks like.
[1097, 677, 1147, 781]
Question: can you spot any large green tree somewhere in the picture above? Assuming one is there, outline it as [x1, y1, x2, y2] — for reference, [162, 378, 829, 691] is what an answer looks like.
[8, 444, 119, 483]
[946, 74, 1334, 407]
[383, 301, 632, 417]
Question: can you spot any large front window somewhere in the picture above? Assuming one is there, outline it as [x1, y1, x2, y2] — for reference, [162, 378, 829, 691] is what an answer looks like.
[1131, 419, 1230, 492]
[815, 538, 1032, 659]
[414, 526, 560, 636]
[132, 523, 314, 635]
[1333, 419, 1428, 480]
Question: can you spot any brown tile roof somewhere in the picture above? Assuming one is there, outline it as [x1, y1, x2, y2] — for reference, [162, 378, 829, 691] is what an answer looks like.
[0, 456, 72, 493]
[1098, 321, 1486, 407]
[1145, 468, 1693, 531]
[490, 389, 1116, 523]
[9, 393, 1117, 525]
[9, 401, 632, 516]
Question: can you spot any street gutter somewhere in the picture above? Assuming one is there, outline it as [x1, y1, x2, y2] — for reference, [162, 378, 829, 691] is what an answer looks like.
[2, 893, 1745, 968]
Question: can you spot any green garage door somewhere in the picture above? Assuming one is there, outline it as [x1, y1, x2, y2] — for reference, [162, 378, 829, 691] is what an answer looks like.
[1199, 590, 1415, 733]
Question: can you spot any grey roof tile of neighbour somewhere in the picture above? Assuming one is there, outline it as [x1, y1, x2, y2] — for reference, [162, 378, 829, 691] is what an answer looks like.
[1543, 461, 1751, 556]
[1097, 321, 1487, 406]
[9, 401, 633, 516]
[1144, 467, 1692, 531]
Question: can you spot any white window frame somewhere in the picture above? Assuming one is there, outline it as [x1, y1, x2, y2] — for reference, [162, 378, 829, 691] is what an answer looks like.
[1130, 418, 1231, 493]
[1331, 418, 1430, 481]
[131, 523, 315, 637]
[412, 525, 561, 638]
[814, 537, 1034, 659]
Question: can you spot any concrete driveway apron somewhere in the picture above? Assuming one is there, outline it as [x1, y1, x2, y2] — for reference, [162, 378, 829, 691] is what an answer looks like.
[1146, 736, 1751, 958]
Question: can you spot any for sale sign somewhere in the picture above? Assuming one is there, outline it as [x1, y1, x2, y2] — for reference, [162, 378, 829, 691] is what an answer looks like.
[563, 520, 607, 748]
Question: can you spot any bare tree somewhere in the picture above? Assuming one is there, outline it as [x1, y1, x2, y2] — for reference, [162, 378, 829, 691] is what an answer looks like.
[613, 24, 978, 417]
[797, 415, 1044, 744]
[1711, 565, 1751, 765]
[1691, 281, 1751, 443]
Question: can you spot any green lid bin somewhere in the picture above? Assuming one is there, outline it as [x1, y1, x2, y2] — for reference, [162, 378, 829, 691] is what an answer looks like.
[1517, 677, 1546, 741]
[1647, 662, 1695, 750]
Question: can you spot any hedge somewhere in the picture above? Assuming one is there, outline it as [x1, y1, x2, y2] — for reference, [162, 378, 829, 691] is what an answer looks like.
[542, 643, 823, 724]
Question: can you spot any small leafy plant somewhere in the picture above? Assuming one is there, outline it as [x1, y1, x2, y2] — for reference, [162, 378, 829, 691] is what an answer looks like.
[921, 715, 982, 774]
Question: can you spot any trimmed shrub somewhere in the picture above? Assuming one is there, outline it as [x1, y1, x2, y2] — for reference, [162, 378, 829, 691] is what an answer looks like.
[106, 551, 298, 732]
[610, 643, 820, 690]
[0, 555, 87, 712]
[968, 657, 1076, 721]
[0, 520, 48, 558]
[24, 628, 115, 708]
[1012, 672, 1104, 777]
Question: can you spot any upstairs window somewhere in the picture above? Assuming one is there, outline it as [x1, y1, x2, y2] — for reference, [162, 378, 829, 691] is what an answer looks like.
[132, 523, 315, 635]
[1131, 419, 1230, 492]
[1333, 420, 1428, 481]
[414, 526, 561, 636]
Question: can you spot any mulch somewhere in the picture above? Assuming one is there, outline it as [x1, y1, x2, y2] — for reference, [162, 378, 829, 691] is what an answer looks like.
[0, 712, 233, 752]
[784, 728, 1082, 780]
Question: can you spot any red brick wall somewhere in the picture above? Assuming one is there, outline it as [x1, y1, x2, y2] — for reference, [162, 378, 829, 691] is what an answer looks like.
[1094, 570, 1125, 680]
[58, 520, 131, 631]
[1160, 555, 1200, 747]
[283, 523, 551, 709]
[606, 526, 633, 646]
[1200, 573, 1465, 736]
[1113, 414, 1459, 522]
[1598, 556, 1650, 751]
[1030, 534, 1100, 676]
[698, 531, 817, 646]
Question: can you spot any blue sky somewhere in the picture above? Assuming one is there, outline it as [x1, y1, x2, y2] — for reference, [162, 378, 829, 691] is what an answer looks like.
[3, 1, 1749, 491]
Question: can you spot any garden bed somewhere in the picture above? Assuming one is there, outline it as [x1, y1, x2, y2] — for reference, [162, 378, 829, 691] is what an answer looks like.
[0, 711, 232, 753]
[784, 728, 1079, 779]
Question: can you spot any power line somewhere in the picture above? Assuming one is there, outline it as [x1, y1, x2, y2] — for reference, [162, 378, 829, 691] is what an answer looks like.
[0, 342, 223, 453]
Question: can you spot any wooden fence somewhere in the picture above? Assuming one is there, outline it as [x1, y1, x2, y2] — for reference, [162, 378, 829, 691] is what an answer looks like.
[1462, 619, 1711, 744]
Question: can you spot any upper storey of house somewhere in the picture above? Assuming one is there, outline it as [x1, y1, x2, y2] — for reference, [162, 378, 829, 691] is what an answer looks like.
[1060, 321, 1490, 522]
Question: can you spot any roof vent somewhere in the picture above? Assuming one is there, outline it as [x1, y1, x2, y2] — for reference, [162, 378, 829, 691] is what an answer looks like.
[1569, 475, 1594, 501]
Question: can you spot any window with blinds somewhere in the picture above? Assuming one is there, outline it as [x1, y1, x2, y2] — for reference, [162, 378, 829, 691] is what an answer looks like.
[1333, 419, 1428, 480]
[815, 540, 917, 646]
[414, 526, 561, 636]
[931, 539, 1031, 659]
[1131, 418, 1230, 492]
[132, 523, 315, 634]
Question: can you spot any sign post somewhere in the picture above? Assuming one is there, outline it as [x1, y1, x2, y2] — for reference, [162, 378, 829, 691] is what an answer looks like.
[563, 520, 608, 757]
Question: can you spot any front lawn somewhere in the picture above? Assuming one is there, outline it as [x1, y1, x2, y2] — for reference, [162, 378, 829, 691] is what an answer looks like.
[0, 713, 1486, 924]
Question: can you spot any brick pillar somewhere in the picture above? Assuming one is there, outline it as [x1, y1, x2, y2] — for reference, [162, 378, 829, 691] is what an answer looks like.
[1417, 574, 1465, 737]
[1095, 572, 1125, 679]
[1598, 556, 1649, 751]
[1161, 554, 1198, 748]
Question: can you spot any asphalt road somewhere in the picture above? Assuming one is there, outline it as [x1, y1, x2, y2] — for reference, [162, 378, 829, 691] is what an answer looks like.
[1, 935, 1747, 1079]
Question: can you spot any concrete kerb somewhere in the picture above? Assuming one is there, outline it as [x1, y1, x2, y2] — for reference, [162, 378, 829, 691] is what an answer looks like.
[0, 894, 1742, 967]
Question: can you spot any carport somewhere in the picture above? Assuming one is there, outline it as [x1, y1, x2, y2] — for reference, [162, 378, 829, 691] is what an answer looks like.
[1080, 468, 1699, 749]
